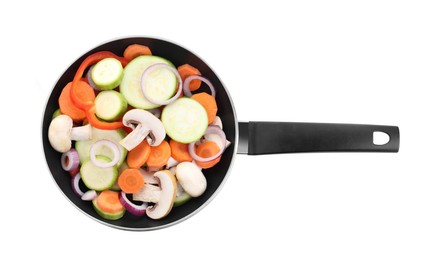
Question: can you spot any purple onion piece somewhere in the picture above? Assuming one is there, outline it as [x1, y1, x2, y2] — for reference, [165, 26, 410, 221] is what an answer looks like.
[71, 173, 85, 197]
[61, 148, 80, 172]
[86, 65, 101, 91]
[188, 126, 227, 162]
[119, 191, 148, 216]
[183, 75, 216, 98]
[81, 190, 98, 201]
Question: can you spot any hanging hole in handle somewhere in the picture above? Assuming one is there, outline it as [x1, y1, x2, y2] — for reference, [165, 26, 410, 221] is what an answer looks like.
[373, 131, 390, 145]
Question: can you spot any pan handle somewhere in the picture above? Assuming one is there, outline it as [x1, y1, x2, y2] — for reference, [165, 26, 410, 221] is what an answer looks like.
[237, 122, 399, 155]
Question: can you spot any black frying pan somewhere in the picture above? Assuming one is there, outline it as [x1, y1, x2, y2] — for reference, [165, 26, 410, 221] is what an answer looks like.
[42, 37, 400, 231]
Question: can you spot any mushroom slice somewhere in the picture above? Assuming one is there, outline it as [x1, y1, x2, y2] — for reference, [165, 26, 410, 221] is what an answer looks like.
[48, 115, 92, 153]
[119, 109, 166, 151]
[133, 184, 161, 203]
[146, 170, 177, 220]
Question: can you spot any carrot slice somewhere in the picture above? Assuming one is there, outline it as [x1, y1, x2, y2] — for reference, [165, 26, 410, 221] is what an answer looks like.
[195, 141, 221, 169]
[96, 190, 124, 213]
[178, 64, 201, 91]
[123, 44, 152, 62]
[146, 140, 171, 169]
[73, 80, 95, 105]
[59, 80, 95, 122]
[191, 92, 218, 124]
[59, 82, 86, 121]
[169, 139, 193, 162]
[117, 169, 145, 194]
[127, 141, 151, 168]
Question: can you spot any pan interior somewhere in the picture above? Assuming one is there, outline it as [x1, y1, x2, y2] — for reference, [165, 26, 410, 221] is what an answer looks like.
[42, 37, 237, 230]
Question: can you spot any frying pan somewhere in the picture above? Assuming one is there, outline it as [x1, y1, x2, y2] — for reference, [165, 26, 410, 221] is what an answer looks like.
[42, 37, 400, 231]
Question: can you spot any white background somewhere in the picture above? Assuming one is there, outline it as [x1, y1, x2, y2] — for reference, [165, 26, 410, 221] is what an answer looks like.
[1, 0, 440, 259]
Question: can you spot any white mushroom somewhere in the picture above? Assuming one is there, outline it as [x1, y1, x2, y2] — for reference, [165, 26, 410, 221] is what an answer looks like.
[119, 109, 166, 151]
[48, 115, 92, 153]
[175, 162, 207, 197]
[145, 170, 177, 220]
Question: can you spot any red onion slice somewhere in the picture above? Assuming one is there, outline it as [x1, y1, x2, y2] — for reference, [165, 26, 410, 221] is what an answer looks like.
[86, 65, 101, 91]
[188, 126, 227, 162]
[210, 116, 223, 129]
[61, 148, 80, 172]
[89, 140, 120, 168]
[81, 190, 98, 201]
[183, 75, 216, 98]
[71, 173, 85, 197]
[141, 63, 182, 105]
[119, 191, 148, 216]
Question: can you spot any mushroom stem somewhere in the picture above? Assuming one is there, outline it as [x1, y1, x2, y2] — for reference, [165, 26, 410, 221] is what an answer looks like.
[119, 125, 151, 151]
[70, 124, 92, 141]
[133, 184, 161, 203]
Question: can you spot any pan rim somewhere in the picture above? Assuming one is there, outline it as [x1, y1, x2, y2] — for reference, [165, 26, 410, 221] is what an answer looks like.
[41, 35, 239, 231]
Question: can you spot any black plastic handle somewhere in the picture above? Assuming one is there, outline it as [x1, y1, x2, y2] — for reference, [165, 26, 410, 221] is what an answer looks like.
[238, 122, 399, 155]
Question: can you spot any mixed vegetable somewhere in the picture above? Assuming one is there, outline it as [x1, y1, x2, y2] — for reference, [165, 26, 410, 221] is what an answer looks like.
[48, 44, 230, 220]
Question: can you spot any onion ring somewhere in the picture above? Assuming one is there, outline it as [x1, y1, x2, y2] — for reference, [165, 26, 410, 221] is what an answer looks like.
[61, 148, 80, 172]
[86, 65, 101, 91]
[183, 75, 216, 98]
[71, 173, 85, 197]
[188, 126, 227, 162]
[141, 63, 182, 105]
[119, 191, 148, 216]
[89, 139, 120, 168]
[81, 190, 98, 201]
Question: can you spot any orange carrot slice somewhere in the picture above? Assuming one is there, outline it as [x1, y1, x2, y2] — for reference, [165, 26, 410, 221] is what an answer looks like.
[178, 64, 201, 91]
[123, 44, 152, 62]
[127, 141, 151, 168]
[58, 82, 87, 121]
[192, 92, 218, 124]
[96, 190, 125, 213]
[195, 141, 221, 169]
[170, 139, 193, 162]
[117, 169, 145, 194]
[146, 140, 171, 169]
